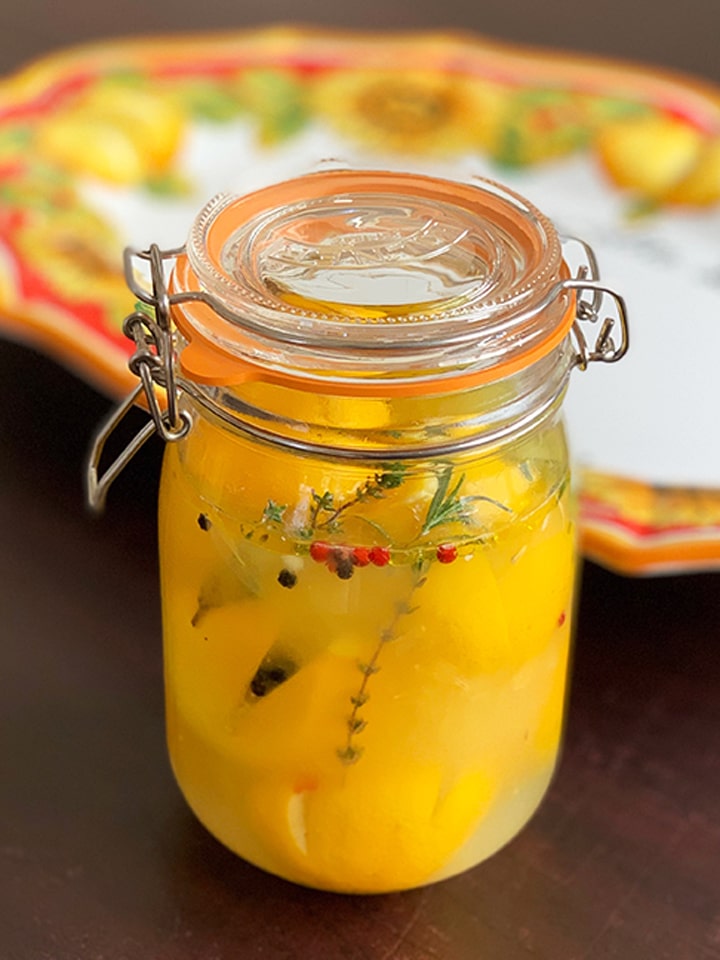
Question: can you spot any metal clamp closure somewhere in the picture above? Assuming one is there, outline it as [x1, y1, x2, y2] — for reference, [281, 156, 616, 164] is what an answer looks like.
[85, 244, 190, 512]
[560, 237, 629, 370]
[86, 235, 629, 511]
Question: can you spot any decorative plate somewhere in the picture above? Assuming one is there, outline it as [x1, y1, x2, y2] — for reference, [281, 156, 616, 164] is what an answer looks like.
[1, 27, 719, 574]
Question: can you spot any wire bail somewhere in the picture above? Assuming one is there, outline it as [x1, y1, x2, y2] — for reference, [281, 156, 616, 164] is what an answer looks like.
[85, 244, 191, 512]
[560, 237, 630, 370]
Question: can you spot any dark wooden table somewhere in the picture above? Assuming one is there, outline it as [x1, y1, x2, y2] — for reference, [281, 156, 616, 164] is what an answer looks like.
[2, 3, 720, 958]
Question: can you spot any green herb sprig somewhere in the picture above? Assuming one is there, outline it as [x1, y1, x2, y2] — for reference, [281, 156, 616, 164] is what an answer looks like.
[339, 560, 428, 765]
[262, 500, 287, 525]
[309, 462, 406, 534]
[421, 465, 511, 536]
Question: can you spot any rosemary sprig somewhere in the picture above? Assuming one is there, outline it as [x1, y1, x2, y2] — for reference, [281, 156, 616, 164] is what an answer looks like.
[421, 465, 468, 535]
[420, 465, 511, 536]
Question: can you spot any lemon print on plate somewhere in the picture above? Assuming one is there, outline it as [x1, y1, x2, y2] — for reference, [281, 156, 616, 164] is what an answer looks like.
[35, 80, 185, 185]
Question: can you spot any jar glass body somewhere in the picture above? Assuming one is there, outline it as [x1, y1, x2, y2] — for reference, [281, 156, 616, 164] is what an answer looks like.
[158, 363, 577, 894]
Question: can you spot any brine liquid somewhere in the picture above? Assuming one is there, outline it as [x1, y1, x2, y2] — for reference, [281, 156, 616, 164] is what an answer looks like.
[159, 414, 575, 893]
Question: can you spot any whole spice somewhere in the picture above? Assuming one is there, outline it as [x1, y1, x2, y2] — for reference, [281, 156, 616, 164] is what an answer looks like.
[277, 568, 297, 588]
[369, 545, 391, 567]
[436, 543, 458, 564]
[352, 546, 371, 567]
[309, 541, 332, 563]
[248, 654, 298, 699]
[331, 549, 355, 580]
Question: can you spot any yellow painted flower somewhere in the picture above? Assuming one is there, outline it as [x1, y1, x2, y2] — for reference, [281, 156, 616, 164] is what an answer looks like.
[13, 206, 130, 318]
[583, 469, 720, 530]
[311, 68, 506, 154]
[233, 68, 309, 145]
[580, 471, 657, 526]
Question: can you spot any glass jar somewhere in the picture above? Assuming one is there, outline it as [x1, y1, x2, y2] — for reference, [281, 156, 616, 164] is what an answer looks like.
[88, 170, 628, 894]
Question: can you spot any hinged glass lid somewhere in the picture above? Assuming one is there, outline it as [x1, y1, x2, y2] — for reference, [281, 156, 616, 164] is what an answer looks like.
[172, 170, 577, 386]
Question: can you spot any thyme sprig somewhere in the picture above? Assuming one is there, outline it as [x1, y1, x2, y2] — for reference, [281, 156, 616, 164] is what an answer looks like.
[339, 559, 428, 765]
[309, 462, 406, 534]
[262, 500, 287, 525]
[339, 464, 509, 761]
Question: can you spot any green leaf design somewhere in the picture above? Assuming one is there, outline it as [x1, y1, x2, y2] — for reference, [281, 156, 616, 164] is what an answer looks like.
[0, 125, 32, 155]
[237, 68, 309, 143]
[143, 171, 193, 197]
[590, 97, 654, 123]
[175, 79, 245, 122]
[102, 70, 148, 90]
[492, 88, 648, 169]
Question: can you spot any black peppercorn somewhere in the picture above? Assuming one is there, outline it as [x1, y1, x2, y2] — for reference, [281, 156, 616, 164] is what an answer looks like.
[277, 568, 297, 589]
[248, 654, 297, 699]
[335, 555, 355, 580]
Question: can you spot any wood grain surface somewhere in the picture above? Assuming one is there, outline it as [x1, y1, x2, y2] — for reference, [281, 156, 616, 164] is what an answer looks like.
[1, 3, 720, 957]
